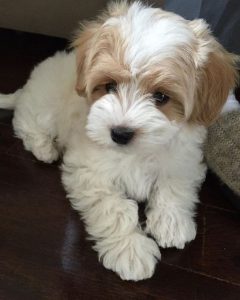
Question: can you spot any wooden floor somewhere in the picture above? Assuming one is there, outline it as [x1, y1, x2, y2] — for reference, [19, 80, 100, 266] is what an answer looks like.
[0, 29, 240, 300]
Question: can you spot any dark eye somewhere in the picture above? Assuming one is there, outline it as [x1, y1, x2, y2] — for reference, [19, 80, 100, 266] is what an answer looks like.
[105, 82, 117, 93]
[153, 91, 170, 105]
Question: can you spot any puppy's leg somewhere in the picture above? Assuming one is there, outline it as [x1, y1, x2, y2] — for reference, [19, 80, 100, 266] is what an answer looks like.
[13, 117, 59, 163]
[13, 99, 59, 163]
[21, 131, 59, 164]
[145, 178, 199, 249]
[62, 164, 160, 281]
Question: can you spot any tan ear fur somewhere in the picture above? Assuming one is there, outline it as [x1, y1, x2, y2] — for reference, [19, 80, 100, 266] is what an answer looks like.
[71, 21, 102, 95]
[189, 19, 239, 126]
[71, 1, 130, 96]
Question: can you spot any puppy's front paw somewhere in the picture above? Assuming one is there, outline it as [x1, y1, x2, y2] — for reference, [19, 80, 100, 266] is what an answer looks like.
[96, 232, 160, 281]
[24, 137, 59, 163]
[33, 145, 59, 163]
[146, 211, 196, 249]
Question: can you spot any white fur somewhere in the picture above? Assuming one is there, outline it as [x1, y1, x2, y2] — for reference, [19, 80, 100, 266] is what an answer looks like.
[221, 91, 240, 114]
[0, 3, 211, 281]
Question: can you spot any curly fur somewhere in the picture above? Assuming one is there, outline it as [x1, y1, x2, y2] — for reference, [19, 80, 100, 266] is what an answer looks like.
[0, 1, 237, 281]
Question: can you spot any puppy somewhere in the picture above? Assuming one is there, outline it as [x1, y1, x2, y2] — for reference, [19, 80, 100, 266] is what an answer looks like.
[0, 1, 238, 281]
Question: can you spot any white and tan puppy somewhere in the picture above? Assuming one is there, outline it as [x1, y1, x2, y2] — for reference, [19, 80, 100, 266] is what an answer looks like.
[0, 1, 238, 281]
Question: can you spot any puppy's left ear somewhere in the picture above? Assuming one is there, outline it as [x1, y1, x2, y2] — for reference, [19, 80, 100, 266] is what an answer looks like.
[71, 2, 130, 96]
[189, 19, 239, 126]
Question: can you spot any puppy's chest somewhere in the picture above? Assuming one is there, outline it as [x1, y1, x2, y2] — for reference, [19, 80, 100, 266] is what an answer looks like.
[117, 159, 159, 202]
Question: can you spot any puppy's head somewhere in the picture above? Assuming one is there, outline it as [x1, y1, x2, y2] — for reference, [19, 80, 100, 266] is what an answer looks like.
[72, 1, 238, 151]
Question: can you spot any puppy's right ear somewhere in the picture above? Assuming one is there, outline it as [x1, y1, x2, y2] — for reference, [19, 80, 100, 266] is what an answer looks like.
[71, 21, 101, 95]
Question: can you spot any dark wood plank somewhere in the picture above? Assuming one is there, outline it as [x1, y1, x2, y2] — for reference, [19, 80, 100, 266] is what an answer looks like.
[1, 183, 240, 300]
[0, 123, 15, 154]
[200, 172, 236, 212]
[0, 121, 41, 161]
[162, 206, 240, 285]
[0, 152, 64, 198]
[0, 110, 12, 125]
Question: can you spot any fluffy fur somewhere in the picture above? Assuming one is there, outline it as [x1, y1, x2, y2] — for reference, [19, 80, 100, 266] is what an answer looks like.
[0, 1, 238, 281]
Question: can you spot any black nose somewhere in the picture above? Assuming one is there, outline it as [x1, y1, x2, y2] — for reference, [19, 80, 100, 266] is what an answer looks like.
[111, 126, 135, 145]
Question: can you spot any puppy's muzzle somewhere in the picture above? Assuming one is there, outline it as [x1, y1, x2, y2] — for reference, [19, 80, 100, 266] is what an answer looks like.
[111, 126, 135, 145]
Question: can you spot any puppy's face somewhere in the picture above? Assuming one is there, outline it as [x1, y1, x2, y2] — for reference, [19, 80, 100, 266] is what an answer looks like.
[73, 2, 238, 151]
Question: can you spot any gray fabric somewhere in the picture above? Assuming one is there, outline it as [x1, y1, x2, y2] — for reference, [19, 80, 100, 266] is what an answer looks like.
[164, 0, 240, 55]
[204, 111, 240, 196]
